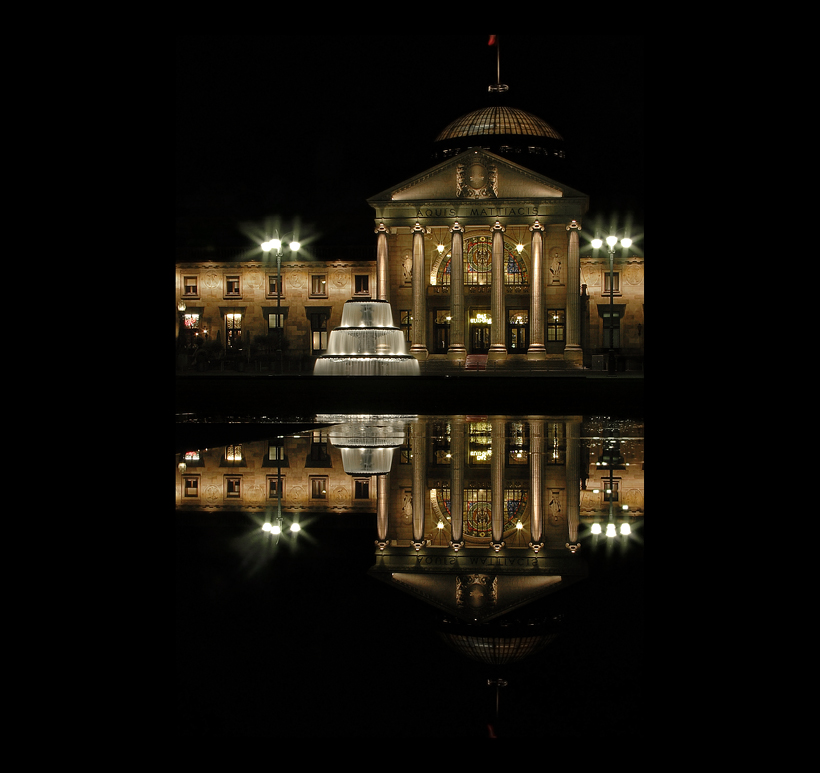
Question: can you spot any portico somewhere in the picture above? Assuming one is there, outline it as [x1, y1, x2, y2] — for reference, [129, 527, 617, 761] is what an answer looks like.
[367, 147, 589, 370]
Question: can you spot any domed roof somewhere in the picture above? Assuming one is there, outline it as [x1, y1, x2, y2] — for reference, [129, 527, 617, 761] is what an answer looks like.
[435, 105, 563, 143]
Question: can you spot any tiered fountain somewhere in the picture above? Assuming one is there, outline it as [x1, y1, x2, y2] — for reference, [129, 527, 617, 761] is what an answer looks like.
[313, 299, 420, 376]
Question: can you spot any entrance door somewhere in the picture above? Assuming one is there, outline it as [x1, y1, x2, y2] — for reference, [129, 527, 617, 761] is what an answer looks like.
[508, 309, 528, 351]
[470, 309, 491, 353]
[434, 310, 450, 353]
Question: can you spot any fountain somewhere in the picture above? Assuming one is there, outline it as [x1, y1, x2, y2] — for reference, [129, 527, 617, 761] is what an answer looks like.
[313, 299, 420, 376]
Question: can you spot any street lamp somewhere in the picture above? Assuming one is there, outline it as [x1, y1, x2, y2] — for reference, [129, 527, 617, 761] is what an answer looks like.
[261, 234, 301, 373]
[591, 234, 632, 374]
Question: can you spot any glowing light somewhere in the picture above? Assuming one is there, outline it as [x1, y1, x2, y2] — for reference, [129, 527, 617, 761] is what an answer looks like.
[591, 238, 603, 249]
[290, 522, 301, 533]
[515, 520, 524, 530]
[605, 524, 617, 537]
[591, 523, 602, 534]
[620, 523, 631, 535]
[437, 520, 445, 530]
[621, 238, 632, 249]
[289, 241, 301, 252]
[605, 235, 618, 248]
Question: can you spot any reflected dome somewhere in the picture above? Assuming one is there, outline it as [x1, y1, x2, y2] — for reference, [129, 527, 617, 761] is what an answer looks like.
[437, 618, 561, 666]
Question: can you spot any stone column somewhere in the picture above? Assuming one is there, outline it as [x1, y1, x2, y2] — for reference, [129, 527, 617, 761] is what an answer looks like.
[488, 221, 507, 362]
[528, 418, 545, 552]
[449, 417, 465, 550]
[447, 222, 467, 362]
[375, 223, 389, 303]
[410, 223, 428, 360]
[527, 220, 546, 360]
[491, 416, 505, 550]
[564, 220, 583, 367]
[412, 418, 427, 549]
[566, 418, 581, 550]
[376, 473, 389, 550]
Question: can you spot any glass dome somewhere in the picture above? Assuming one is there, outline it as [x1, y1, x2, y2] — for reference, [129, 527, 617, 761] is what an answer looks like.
[435, 106, 563, 142]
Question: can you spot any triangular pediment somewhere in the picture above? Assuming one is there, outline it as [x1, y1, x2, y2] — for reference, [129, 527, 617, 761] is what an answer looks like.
[367, 147, 586, 205]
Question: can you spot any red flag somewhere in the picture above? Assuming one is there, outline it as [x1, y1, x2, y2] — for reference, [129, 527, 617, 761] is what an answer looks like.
[488, 35, 497, 45]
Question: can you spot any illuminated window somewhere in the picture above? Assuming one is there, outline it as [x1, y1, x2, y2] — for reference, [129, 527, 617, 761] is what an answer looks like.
[400, 310, 412, 343]
[354, 479, 370, 499]
[310, 476, 328, 499]
[601, 478, 620, 503]
[310, 274, 327, 297]
[547, 423, 565, 465]
[547, 309, 565, 342]
[434, 310, 450, 353]
[225, 276, 241, 297]
[267, 275, 284, 298]
[603, 272, 621, 296]
[267, 475, 284, 499]
[354, 275, 370, 295]
[183, 476, 199, 498]
[225, 312, 242, 350]
[268, 313, 284, 329]
[225, 476, 242, 498]
[432, 421, 451, 464]
[310, 313, 329, 354]
[183, 276, 199, 297]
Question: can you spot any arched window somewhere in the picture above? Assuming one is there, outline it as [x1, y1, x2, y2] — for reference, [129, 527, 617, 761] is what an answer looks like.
[435, 234, 528, 287]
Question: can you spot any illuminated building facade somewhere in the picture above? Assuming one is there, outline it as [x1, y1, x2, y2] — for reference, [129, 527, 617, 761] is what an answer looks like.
[175, 105, 644, 372]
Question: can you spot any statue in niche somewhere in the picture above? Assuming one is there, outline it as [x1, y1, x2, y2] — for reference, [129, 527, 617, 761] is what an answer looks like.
[456, 574, 498, 610]
[402, 252, 413, 282]
[401, 490, 413, 522]
[549, 249, 564, 284]
[456, 158, 498, 199]
[549, 490, 563, 525]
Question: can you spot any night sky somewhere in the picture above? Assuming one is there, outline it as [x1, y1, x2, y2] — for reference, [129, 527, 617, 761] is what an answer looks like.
[176, 35, 644, 253]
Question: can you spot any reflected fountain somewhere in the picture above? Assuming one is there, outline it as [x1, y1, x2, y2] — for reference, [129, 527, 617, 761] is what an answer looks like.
[313, 299, 420, 376]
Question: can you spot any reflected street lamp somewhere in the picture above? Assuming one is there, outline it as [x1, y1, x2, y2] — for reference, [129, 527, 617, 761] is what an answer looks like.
[261, 234, 301, 374]
[591, 234, 632, 374]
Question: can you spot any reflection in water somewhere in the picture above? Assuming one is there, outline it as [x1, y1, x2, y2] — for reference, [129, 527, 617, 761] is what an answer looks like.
[176, 414, 643, 737]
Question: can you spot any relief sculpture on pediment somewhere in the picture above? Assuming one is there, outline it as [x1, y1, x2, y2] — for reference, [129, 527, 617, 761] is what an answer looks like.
[456, 158, 498, 199]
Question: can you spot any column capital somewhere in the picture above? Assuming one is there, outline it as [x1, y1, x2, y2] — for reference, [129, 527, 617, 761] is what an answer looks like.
[529, 219, 545, 233]
[491, 220, 506, 233]
[374, 222, 389, 235]
[411, 222, 425, 234]
[449, 221, 465, 234]
[566, 219, 582, 231]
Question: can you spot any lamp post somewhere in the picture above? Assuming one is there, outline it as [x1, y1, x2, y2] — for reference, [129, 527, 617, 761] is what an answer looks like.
[261, 234, 301, 374]
[591, 234, 632, 374]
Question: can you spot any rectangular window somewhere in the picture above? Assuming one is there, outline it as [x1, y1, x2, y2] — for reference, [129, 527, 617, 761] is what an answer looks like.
[354, 275, 370, 295]
[604, 272, 621, 296]
[400, 310, 412, 343]
[225, 444, 243, 463]
[547, 309, 565, 342]
[267, 275, 284, 298]
[183, 476, 199, 498]
[268, 313, 284, 329]
[183, 276, 199, 297]
[267, 475, 284, 500]
[310, 274, 327, 297]
[225, 276, 241, 297]
[602, 478, 620, 503]
[225, 313, 242, 350]
[310, 476, 328, 499]
[508, 309, 528, 350]
[310, 313, 328, 354]
[354, 479, 370, 499]
[225, 476, 242, 498]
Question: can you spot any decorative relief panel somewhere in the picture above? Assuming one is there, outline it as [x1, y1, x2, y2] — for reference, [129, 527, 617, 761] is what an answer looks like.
[456, 158, 498, 199]
[624, 261, 644, 286]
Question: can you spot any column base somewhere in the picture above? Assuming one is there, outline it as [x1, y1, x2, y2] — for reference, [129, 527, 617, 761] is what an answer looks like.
[410, 346, 429, 361]
[447, 346, 467, 363]
[563, 346, 583, 367]
[526, 345, 547, 361]
[487, 345, 507, 362]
